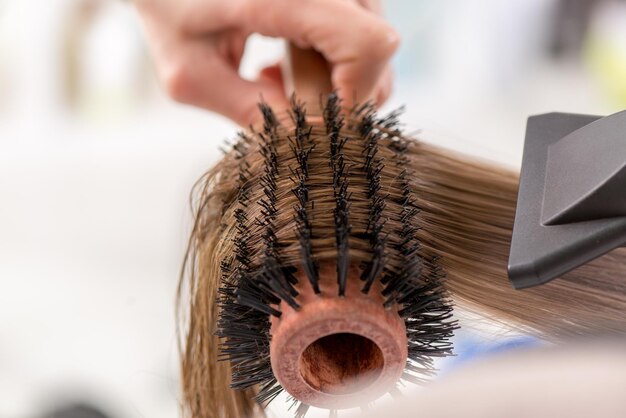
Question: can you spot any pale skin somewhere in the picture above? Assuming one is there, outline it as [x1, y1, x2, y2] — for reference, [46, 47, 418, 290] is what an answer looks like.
[134, 0, 400, 126]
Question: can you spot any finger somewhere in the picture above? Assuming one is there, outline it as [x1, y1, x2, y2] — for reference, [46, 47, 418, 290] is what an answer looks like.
[178, 0, 382, 32]
[242, 0, 398, 106]
[185, 0, 399, 107]
[356, 0, 383, 15]
[160, 40, 289, 126]
[337, 0, 394, 107]
[175, 0, 243, 33]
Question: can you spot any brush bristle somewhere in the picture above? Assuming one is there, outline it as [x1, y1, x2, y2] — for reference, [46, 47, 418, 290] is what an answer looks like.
[358, 104, 388, 294]
[290, 98, 320, 295]
[216, 95, 457, 413]
[325, 94, 352, 297]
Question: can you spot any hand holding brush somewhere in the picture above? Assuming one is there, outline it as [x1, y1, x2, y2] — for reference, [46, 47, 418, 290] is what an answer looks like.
[135, 0, 399, 125]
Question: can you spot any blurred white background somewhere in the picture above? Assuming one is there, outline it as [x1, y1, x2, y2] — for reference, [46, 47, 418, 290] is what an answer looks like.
[0, 0, 624, 417]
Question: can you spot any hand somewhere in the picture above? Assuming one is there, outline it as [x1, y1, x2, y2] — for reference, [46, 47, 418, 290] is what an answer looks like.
[135, 0, 400, 126]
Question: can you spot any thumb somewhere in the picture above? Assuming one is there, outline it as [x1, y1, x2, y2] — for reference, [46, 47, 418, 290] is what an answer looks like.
[162, 40, 290, 127]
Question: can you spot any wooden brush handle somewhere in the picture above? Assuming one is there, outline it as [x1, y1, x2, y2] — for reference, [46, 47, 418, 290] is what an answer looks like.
[283, 43, 333, 105]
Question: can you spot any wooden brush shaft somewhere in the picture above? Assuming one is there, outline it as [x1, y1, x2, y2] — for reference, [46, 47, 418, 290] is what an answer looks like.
[283, 43, 333, 106]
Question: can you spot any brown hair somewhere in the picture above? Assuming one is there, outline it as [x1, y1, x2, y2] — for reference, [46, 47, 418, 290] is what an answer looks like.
[178, 105, 626, 418]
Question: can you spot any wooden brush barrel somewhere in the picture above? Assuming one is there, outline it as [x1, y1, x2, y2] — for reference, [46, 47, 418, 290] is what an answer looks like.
[282, 43, 333, 106]
[268, 44, 408, 408]
[269, 265, 408, 409]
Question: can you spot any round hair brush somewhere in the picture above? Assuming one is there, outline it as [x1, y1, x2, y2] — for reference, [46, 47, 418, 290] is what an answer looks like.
[209, 43, 458, 415]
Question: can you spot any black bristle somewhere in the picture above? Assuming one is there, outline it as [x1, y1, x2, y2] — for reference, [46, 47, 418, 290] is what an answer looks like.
[253, 104, 299, 310]
[289, 98, 320, 294]
[360, 230, 385, 294]
[324, 93, 343, 152]
[382, 125, 458, 384]
[220, 257, 233, 276]
[255, 380, 284, 404]
[334, 177, 351, 297]
[325, 93, 351, 297]
[294, 403, 310, 418]
[258, 257, 301, 310]
[236, 292, 282, 317]
[259, 102, 279, 129]
[233, 133, 252, 158]
[359, 107, 388, 294]
[216, 104, 296, 407]
[377, 106, 405, 132]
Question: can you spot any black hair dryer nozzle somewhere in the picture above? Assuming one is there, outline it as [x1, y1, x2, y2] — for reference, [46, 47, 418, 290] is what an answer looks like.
[508, 110, 626, 289]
